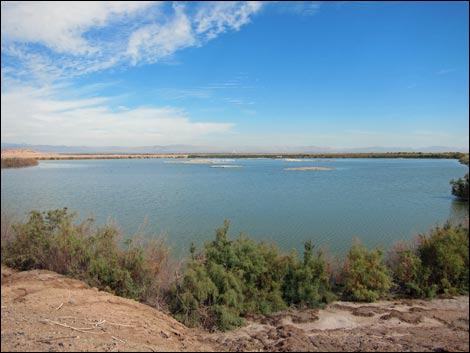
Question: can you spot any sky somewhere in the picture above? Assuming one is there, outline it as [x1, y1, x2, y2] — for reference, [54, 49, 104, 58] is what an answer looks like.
[1, 1, 469, 150]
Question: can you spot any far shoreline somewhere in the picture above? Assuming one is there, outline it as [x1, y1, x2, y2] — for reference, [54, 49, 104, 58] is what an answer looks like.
[1, 149, 468, 162]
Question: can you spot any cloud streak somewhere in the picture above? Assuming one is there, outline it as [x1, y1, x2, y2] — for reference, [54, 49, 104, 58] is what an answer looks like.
[1, 83, 235, 146]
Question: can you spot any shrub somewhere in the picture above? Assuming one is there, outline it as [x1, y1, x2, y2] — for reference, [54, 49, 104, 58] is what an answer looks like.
[170, 221, 288, 331]
[387, 242, 427, 298]
[450, 173, 469, 201]
[171, 222, 337, 330]
[340, 240, 392, 302]
[417, 222, 469, 296]
[1, 208, 171, 305]
[282, 241, 335, 307]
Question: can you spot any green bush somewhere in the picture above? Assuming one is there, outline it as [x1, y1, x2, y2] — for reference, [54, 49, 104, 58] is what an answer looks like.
[417, 222, 469, 296]
[1, 208, 170, 304]
[170, 222, 337, 331]
[340, 241, 392, 302]
[170, 221, 288, 331]
[282, 241, 335, 307]
[387, 243, 427, 298]
[450, 173, 469, 201]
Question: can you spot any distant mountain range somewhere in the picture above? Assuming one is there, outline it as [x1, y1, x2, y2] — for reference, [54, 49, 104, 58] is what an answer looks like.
[1, 142, 468, 154]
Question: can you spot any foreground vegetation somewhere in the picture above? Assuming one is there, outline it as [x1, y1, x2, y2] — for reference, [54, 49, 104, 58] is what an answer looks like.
[1, 157, 38, 168]
[1, 208, 468, 331]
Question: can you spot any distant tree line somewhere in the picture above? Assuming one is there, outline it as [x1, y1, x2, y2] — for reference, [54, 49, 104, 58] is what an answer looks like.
[188, 152, 467, 160]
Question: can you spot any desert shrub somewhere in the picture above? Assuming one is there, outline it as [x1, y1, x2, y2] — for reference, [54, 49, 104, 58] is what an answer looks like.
[1, 208, 170, 304]
[387, 242, 427, 298]
[340, 241, 392, 302]
[282, 241, 335, 307]
[171, 221, 288, 330]
[417, 222, 469, 296]
[1, 211, 18, 259]
[171, 222, 336, 330]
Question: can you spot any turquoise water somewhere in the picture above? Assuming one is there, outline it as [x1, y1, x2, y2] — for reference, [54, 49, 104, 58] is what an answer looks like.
[1, 158, 468, 258]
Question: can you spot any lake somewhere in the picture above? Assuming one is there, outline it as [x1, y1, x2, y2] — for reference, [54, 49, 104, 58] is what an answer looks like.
[1, 158, 468, 258]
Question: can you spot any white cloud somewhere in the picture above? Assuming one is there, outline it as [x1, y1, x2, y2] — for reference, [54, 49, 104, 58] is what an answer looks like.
[195, 1, 263, 40]
[2, 1, 264, 78]
[127, 3, 195, 65]
[1, 1, 156, 55]
[1, 83, 235, 146]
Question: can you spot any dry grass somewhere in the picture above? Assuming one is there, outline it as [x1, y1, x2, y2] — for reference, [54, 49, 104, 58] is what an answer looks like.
[1, 157, 38, 168]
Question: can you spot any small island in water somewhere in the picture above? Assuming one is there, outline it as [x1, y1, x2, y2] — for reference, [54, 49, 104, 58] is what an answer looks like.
[284, 167, 335, 171]
[210, 165, 242, 168]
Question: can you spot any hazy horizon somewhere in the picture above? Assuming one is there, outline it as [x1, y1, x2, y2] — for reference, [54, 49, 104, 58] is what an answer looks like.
[1, 1, 469, 148]
[1, 141, 468, 154]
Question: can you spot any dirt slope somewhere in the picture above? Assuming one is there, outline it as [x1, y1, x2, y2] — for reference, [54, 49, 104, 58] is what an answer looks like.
[1, 266, 213, 352]
[2, 265, 469, 352]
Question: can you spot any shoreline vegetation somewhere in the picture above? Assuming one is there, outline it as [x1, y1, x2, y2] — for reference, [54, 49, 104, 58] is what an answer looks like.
[1, 208, 468, 331]
[0, 157, 38, 169]
[0, 149, 468, 161]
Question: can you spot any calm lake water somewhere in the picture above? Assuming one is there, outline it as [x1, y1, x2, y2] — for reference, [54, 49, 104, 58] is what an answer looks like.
[1, 158, 468, 258]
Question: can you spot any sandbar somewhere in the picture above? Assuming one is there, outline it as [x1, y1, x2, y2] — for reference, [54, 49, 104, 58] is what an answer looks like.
[284, 167, 335, 171]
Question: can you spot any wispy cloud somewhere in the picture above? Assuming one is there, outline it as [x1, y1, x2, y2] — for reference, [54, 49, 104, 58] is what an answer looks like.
[223, 97, 255, 106]
[194, 1, 263, 40]
[126, 3, 196, 65]
[270, 1, 321, 16]
[436, 68, 456, 75]
[1, 82, 235, 146]
[157, 88, 212, 100]
[1, 1, 155, 55]
[1, 1, 264, 80]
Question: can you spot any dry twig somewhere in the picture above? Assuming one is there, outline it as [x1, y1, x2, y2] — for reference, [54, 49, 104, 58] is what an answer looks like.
[44, 319, 105, 335]
[36, 335, 78, 343]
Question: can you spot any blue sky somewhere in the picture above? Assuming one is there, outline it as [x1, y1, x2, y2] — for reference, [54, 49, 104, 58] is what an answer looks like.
[1, 1, 468, 149]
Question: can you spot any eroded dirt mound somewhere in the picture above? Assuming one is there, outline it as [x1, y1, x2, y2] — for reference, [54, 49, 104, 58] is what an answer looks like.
[2, 265, 469, 352]
[1, 266, 213, 352]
